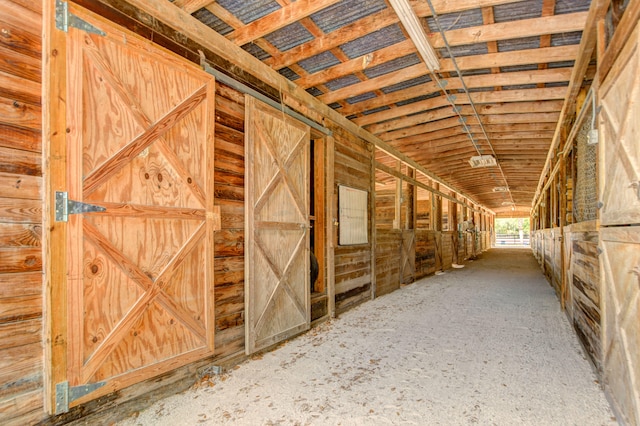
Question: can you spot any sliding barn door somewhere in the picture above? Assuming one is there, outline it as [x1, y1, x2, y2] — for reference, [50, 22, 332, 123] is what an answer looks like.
[60, 7, 216, 407]
[245, 97, 311, 355]
[599, 22, 640, 425]
[401, 230, 415, 284]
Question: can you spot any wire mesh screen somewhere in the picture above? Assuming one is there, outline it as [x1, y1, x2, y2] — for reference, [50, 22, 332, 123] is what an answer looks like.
[573, 109, 598, 222]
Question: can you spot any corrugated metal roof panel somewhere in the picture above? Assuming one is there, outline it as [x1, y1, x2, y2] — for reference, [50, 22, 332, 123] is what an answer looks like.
[325, 74, 362, 91]
[382, 74, 432, 94]
[555, 0, 591, 14]
[497, 37, 540, 53]
[395, 91, 441, 106]
[363, 54, 420, 79]
[460, 69, 493, 77]
[551, 31, 583, 47]
[215, 0, 280, 24]
[361, 106, 391, 115]
[346, 92, 378, 104]
[500, 64, 539, 73]
[298, 51, 341, 74]
[439, 43, 488, 58]
[193, 8, 233, 35]
[494, 0, 543, 23]
[426, 8, 484, 32]
[306, 87, 324, 97]
[548, 60, 576, 68]
[242, 43, 271, 60]
[545, 81, 570, 88]
[340, 24, 406, 59]
[279, 67, 300, 81]
[263, 22, 314, 51]
[502, 84, 538, 90]
[310, 0, 387, 33]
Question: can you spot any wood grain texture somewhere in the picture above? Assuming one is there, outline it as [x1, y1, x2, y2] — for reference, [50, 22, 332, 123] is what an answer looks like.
[244, 96, 310, 355]
[53, 6, 217, 407]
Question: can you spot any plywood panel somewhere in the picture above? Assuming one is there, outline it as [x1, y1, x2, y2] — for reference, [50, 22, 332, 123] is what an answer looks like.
[57, 6, 217, 407]
[599, 23, 640, 226]
[601, 227, 640, 425]
[244, 96, 310, 355]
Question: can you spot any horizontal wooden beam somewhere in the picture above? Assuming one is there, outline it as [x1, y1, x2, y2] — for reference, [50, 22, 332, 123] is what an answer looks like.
[338, 45, 579, 115]
[359, 100, 563, 130]
[319, 61, 569, 105]
[265, 0, 524, 69]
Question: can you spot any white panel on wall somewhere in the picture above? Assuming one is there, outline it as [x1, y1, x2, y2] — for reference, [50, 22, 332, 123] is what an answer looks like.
[339, 185, 368, 245]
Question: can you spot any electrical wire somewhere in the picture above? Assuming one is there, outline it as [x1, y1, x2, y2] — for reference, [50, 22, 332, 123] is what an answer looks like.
[424, 0, 516, 208]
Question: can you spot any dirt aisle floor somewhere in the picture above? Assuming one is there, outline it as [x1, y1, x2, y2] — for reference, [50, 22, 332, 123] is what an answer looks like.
[118, 248, 616, 425]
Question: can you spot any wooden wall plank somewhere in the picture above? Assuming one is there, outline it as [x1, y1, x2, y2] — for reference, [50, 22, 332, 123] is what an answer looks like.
[0, 172, 41, 200]
[0, 124, 41, 152]
[0, 389, 45, 426]
[0, 342, 42, 398]
[0, 319, 41, 350]
[0, 47, 41, 83]
[0, 15, 42, 59]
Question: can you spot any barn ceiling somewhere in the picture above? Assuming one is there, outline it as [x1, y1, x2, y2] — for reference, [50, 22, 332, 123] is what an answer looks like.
[170, 0, 593, 215]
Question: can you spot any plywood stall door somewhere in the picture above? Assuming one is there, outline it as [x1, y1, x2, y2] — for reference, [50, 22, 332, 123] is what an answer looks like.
[599, 22, 640, 426]
[245, 96, 311, 355]
[599, 23, 640, 226]
[62, 8, 216, 406]
[401, 230, 415, 284]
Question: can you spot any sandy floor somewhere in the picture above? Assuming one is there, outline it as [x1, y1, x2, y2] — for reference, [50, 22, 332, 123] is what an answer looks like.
[118, 248, 616, 425]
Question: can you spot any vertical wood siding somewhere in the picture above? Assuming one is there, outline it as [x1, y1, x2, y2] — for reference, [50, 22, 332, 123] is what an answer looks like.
[532, 224, 601, 372]
[569, 229, 601, 372]
[0, 1, 45, 424]
[414, 230, 436, 279]
[332, 129, 372, 314]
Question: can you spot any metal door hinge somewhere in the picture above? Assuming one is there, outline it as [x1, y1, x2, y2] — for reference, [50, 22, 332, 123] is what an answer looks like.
[55, 381, 106, 414]
[55, 191, 106, 222]
[55, 0, 106, 36]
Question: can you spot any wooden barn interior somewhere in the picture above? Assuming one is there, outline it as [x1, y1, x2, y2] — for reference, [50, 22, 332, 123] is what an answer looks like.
[1, 0, 639, 424]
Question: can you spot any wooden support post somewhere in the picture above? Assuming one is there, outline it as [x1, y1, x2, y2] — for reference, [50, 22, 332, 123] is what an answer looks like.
[314, 137, 326, 295]
[559, 155, 567, 310]
[394, 160, 401, 230]
[369, 142, 376, 300]
[44, 0, 68, 413]
[326, 136, 336, 318]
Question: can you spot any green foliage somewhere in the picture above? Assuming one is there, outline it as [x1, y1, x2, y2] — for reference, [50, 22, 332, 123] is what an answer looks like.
[495, 218, 530, 234]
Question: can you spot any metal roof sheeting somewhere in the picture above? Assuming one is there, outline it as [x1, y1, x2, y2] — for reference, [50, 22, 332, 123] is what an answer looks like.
[340, 24, 406, 59]
[214, 0, 280, 24]
[309, 0, 387, 33]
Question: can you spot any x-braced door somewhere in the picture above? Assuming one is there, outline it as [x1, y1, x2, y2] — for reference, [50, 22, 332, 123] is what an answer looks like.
[245, 96, 311, 355]
[58, 6, 216, 409]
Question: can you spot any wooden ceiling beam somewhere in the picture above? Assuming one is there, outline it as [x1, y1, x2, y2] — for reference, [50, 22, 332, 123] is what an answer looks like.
[427, 12, 587, 49]
[319, 59, 569, 105]
[296, 10, 581, 88]
[173, 0, 214, 15]
[377, 114, 553, 143]
[359, 100, 563, 129]
[265, 0, 525, 69]
[370, 116, 556, 137]
[338, 45, 579, 115]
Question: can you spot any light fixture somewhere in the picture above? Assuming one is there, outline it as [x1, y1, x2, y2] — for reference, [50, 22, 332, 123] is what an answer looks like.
[469, 155, 497, 168]
[388, 0, 440, 72]
[492, 186, 509, 192]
